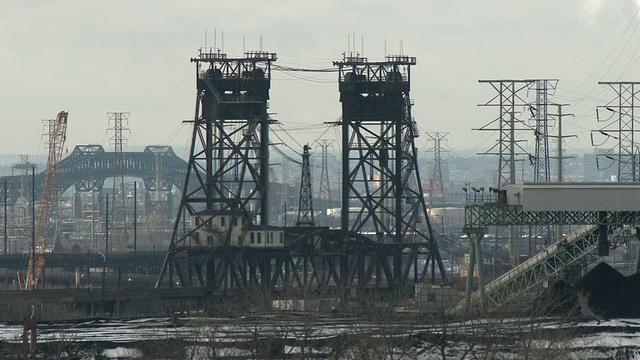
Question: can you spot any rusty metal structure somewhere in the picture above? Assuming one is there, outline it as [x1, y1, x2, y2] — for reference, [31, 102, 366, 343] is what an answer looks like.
[23, 111, 68, 290]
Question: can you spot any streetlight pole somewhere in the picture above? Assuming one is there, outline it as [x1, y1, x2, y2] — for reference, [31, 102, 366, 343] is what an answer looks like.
[98, 251, 106, 314]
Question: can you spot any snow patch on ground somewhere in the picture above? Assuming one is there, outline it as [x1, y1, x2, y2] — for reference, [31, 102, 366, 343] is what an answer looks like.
[101, 347, 142, 359]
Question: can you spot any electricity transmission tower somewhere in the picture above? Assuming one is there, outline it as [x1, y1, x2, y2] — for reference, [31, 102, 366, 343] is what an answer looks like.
[477, 80, 533, 187]
[296, 144, 314, 226]
[425, 132, 448, 206]
[593, 82, 640, 182]
[315, 139, 334, 203]
[107, 112, 130, 252]
[529, 80, 558, 182]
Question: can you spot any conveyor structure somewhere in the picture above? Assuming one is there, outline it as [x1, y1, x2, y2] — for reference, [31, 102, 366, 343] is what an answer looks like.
[449, 184, 640, 314]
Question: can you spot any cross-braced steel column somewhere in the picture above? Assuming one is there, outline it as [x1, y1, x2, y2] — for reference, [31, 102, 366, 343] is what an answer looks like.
[334, 54, 446, 283]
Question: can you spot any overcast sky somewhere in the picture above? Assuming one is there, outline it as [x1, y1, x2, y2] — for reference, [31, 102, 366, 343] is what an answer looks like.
[2, 0, 640, 164]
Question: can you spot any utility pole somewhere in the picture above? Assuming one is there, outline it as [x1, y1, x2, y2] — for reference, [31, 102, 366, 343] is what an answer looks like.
[549, 104, 575, 243]
[549, 104, 576, 183]
[280, 157, 289, 221]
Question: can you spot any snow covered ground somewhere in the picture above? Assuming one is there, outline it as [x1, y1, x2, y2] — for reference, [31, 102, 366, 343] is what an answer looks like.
[2, 315, 640, 359]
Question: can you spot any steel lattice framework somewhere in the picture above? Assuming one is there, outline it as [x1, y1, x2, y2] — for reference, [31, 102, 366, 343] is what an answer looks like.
[107, 112, 130, 252]
[426, 132, 448, 206]
[297, 144, 314, 226]
[156, 49, 276, 287]
[315, 139, 334, 203]
[595, 82, 640, 182]
[334, 54, 446, 282]
[531, 80, 558, 182]
[477, 80, 533, 187]
[464, 204, 640, 226]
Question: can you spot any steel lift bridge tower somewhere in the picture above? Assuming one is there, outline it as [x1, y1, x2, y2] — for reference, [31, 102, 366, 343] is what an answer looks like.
[334, 54, 447, 283]
[157, 49, 276, 287]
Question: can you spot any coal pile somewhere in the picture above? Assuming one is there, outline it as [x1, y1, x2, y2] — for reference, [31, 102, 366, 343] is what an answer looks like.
[574, 262, 640, 318]
[533, 279, 580, 316]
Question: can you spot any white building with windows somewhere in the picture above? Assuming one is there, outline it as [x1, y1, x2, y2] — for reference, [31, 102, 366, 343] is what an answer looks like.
[190, 211, 285, 248]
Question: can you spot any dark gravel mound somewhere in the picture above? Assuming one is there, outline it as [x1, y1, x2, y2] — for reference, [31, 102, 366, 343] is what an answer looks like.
[533, 279, 580, 316]
[574, 262, 640, 318]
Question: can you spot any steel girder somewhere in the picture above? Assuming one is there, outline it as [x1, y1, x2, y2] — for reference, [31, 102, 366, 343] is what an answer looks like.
[465, 203, 640, 227]
[162, 229, 432, 292]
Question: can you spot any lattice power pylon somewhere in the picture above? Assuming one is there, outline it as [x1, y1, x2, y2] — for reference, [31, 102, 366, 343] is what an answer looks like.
[334, 53, 446, 280]
[530, 80, 558, 182]
[157, 49, 276, 287]
[296, 144, 314, 226]
[477, 80, 533, 187]
[425, 132, 448, 206]
[107, 112, 130, 252]
[593, 82, 640, 182]
[315, 139, 334, 203]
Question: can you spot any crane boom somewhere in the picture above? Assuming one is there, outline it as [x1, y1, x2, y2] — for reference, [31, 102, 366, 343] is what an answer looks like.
[24, 111, 68, 290]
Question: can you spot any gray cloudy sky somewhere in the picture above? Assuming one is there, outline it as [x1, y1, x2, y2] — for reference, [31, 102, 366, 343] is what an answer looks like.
[1, 0, 639, 161]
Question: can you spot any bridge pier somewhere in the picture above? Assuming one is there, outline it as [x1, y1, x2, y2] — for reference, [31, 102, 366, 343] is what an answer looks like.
[463, 227, 487, 312]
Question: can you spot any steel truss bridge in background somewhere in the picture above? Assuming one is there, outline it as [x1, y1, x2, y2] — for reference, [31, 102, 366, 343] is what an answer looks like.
[0, 144, 188, 203]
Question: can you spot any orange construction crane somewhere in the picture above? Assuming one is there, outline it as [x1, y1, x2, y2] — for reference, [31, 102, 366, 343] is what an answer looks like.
[23, 111, 68, 290]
